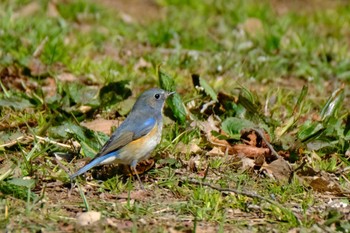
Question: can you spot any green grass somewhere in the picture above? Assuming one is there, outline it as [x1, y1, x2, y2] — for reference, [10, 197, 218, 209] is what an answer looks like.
[1, 0, 350, 232]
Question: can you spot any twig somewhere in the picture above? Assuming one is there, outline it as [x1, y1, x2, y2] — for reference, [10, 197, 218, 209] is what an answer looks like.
[34, 135, 72, 148]
[253, 128, 281, 160]
[0, 135, 72, 149]
[0, 136, 25, 148]
[200, 100, 217, 114]
[54, 155, 72, 176]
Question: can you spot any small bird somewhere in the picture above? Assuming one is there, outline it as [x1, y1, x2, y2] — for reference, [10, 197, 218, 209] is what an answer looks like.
[70, 88, 174, 188]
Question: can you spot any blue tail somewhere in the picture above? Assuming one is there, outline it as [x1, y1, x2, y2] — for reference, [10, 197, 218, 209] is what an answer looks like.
[70, 152, 119, 180]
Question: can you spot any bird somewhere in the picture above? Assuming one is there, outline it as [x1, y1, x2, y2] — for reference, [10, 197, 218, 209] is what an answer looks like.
[70, 88, 174, 188]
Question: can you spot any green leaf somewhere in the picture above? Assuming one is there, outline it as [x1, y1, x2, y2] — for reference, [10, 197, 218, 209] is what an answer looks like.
[199, 77, 217, 101]
[48, 122, 109, 158]
[192, 74, 218, 101]
[298, 121, 325, 143]
[67, 83, 100, 107]
[320, 86, 344, 122]
[0, 96, 34, 110]
[7, 178, 35, 188]
[221, 117, 256, 140]
[158, 68, 187, 124]
[99, 80, 132, 108]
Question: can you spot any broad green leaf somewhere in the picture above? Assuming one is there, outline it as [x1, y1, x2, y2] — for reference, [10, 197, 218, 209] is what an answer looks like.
[0, 96, 34, 110]
[7, 178, 35, 188]
[0, 181, 37, 200]
[221, 117, 256, 140]
[320, 86, 344, 122]
[48, 122, 109, 158]
[99, 80, 131, 108]
[158, 68, 187, 124]
[298, 121, 325, 142]
[199, 77, 217, 101]
[67, 83, 100, 107]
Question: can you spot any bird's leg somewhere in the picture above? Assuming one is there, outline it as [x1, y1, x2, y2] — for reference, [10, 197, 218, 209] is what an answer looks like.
[130, 160, 144, 190]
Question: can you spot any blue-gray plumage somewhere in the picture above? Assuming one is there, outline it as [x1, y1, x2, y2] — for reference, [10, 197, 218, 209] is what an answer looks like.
[70, 88, 174, 188]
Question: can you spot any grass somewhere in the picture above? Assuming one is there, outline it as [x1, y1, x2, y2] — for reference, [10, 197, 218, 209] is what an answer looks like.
[0, 0, 350, 232]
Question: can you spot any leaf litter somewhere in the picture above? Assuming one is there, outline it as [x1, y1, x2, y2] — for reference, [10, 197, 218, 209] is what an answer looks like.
[1, 1, 350, 231]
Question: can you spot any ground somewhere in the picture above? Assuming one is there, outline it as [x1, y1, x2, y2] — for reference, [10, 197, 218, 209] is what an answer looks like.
[0, 0, 349, 232]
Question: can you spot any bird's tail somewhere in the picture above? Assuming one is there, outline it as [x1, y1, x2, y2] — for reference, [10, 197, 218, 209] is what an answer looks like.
[70, 153, 116, 180]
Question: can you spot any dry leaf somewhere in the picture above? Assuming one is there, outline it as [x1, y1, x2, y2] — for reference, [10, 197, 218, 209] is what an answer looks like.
[56, 73, 78, 82]
[175, 141, 202, 155]
[81, 119, 121, 135]
[42, 77, 57, 98]
[261, 157, 292, 182]
[28, 58, 47, 76]
[230, 144, 270, 159]
[196, 115, 232, 152]
[300, 170, 344, 195]
[238, 155, 256, 170]
[206, 147, 225, 156]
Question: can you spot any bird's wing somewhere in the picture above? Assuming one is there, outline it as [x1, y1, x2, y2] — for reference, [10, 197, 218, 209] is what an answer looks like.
[96, 117, 157, 157]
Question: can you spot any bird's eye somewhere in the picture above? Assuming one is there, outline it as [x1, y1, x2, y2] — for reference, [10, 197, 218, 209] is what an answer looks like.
[154, 93, 160, 99]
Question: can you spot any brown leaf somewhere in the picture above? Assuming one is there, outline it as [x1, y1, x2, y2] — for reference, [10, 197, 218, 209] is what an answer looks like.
[300, 170, 344, 195]
[261, 158, 292, 182]
[254, 154, 265, 167]
[230, 144, 270, 159]
[206, 147, 225, 156]
[175, 140, 202, 155]
[196, 115, 233, 152]
[56, 73, 78, 82]
[308, 176, 342, 194]
[238, 155, 256, 170]
[28, 58, 47, 77]
[42, 77, 57, 98]
[81, 118, 121, 135]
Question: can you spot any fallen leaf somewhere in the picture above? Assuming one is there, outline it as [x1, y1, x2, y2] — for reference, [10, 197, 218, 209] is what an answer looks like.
[56, 73, 78, 82]
[299, 170, 345, 195]
[27, 58, 47, 77]
[188, 155, 201, 172]
[196, 115, 232, 149]
[81, 118, 121, 135]
[175, 140, 202, 155]
[261, 157, 292, 182]
[42, 77, 57, 98]
[206, 146, 225, 156]
[308, 176, 342, 194]
[230, 144, 270, 159]
[76, 211, 101, 226]
[238, 154, 256, 170]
